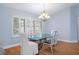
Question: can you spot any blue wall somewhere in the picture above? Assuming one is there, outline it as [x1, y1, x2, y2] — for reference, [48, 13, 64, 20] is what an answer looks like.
[76, 5, 79, 41]
[45, 5, 79, 42]
[44, 7, 71, 41]
[0, 6, 4, 47]
[0, 6, 35, 47]
[70, 5, 78, 41]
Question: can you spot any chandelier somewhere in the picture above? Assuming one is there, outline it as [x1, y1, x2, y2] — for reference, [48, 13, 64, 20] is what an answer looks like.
[38, 4, 50, 21]
[38, 10, 50, 21]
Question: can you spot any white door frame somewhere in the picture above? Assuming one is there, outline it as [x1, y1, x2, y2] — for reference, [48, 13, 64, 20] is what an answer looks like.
[77, 17, 79, 42]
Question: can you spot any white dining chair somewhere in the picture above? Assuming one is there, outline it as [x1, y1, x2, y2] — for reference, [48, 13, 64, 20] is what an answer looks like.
[20, 33, 38, 55]
[42, 30, 58, 54]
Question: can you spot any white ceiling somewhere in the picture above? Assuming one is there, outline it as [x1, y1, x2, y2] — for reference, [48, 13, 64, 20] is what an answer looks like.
[0, 3, 77, 16]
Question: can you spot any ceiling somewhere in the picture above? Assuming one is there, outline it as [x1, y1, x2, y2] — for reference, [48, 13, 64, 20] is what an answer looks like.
[0, 3, 77, 16]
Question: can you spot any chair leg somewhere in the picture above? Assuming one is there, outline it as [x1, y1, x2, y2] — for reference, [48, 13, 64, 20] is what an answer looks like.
[50, 45, 53, 54]
[38, 43, 44, 54]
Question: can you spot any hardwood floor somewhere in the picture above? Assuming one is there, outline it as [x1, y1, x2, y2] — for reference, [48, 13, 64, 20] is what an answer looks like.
[4, 46, 20, 55]
[4, 41, 79, 55]
[39, 41, 79, 55]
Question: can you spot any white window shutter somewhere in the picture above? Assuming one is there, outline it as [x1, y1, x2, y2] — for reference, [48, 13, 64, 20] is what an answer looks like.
[12, 17, 20, 37]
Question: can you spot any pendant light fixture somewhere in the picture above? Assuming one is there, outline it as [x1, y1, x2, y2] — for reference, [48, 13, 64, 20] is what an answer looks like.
[38, 4, 50, 21]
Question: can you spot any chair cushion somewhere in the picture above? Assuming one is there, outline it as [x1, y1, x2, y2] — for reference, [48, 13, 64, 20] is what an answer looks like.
[28, 41, 38, 54]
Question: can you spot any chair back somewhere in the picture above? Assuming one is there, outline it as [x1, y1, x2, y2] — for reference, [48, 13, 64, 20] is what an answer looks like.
[20, 33, 33, 55]
[50, 30, 58, 45]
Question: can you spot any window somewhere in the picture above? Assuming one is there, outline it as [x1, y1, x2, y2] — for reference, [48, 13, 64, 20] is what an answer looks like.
[20, 18, 25, 33]
[26, 19, 42, 36]
[26, 18, 34, 35]
[34, 20, 42, 34]
[12, 16, 26, 37]
[12, 16, 42, 37]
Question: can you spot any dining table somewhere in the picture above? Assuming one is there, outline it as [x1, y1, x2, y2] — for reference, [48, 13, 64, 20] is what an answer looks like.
[28, 34, 53, 53]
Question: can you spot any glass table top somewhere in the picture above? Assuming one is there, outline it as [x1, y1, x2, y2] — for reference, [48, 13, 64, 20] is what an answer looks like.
[28, 34, 52, 41]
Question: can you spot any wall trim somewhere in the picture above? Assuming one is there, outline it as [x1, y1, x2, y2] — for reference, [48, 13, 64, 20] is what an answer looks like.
[57, 39, 78, 43]
[2, 39, 78, 49]
[3, 43, 20, 49]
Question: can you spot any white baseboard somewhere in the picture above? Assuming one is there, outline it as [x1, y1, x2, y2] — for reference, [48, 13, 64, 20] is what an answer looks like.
[2, 39, 78, 49]
[3, 43, 20, 49]
[57, 39, 78, 43]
